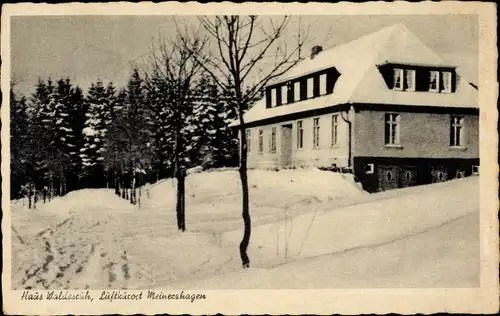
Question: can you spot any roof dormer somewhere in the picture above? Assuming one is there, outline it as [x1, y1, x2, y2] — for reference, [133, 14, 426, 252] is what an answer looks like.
[378, 63, 457, 93]
[265, 67, 340, 108]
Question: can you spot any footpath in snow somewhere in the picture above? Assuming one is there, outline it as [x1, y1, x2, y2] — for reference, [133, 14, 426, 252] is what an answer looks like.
[9, 169, 479, 289]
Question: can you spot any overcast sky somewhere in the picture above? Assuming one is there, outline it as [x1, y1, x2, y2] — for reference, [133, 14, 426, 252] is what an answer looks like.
[10, 14, 478, 96]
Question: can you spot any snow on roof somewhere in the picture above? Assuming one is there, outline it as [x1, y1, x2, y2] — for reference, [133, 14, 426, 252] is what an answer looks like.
[232, 23, 478, 127]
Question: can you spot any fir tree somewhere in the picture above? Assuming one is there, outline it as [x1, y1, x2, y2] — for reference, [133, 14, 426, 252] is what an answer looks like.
[80, 80, 114, 187]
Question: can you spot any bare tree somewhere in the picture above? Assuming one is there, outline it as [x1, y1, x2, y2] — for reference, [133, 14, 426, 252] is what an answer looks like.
[146, 31, 206, 232]
[184, 15, 309, 267]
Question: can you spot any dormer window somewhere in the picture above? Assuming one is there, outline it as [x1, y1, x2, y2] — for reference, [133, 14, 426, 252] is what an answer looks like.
[294, 81, 301, 102]
[307, 77, 314, 99]
[281, 85, 288, 105]
[442, 71, 452, 93]
[319, 73, 327, 95]
[393, 68, 404, 90]
[406, 69, 416, 91]
[270, 88, 277, 107]
[429, 70, 440, 92]
[265, 67, 339, 108]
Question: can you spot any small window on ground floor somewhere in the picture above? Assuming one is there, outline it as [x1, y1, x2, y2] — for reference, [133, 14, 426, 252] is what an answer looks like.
[472, 165, 479, 175]
[365, 163, 374, 174]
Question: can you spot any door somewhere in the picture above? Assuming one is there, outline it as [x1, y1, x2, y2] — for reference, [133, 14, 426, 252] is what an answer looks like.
[281, 124, 293, 167]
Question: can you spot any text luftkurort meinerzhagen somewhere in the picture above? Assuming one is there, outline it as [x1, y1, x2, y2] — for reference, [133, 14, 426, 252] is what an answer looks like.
[20, 290, 207, 303]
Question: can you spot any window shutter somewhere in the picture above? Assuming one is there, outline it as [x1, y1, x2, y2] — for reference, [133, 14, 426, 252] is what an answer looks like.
[439, 71, 445, 92]
[449, 117, 455, 146]
[402, 69, 408, 90]
[451, 71, 457, 92]
[384, 114, 390, 144]
[276, 85, 282, 106]
[266, 89, 271, 108]
[313, 75, 320, 97]
[300, 79, 307, 100]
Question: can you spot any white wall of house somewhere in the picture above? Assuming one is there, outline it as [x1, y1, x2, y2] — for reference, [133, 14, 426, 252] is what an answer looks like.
[245, 111, 351, 169]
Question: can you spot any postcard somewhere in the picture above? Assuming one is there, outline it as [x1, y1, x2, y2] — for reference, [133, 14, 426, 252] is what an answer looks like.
[2, 2, 498, 315]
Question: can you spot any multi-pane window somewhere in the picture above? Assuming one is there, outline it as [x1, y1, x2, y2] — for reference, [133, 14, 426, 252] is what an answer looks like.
[319, 73, 327, 95]
[297, 120, 304, 149]
[393, 68, 404, 90]
[270, 127, 277, 153]
[442, 71, 452, 93]
[385, 113, 400, 145]
[307, 77, 314, 99]
[331, 115, 338, 146]
[313, 117, 320, 148]
[294, 81, 301, 102]
[281, 85, 288, 105]
[270, 88, 277, 107]
[246, 130, 251, 152]
[406, 69, 416, 91]
[258, 129, 264, 153]
[450, 116, 464, 147]
[429, 70, 440, 92]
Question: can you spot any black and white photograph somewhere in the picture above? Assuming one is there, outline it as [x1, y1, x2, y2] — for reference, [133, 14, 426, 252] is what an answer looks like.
[2, 2, 498, 315]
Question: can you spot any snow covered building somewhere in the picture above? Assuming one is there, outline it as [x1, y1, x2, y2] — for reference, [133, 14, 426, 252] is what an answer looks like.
[231, 23, 479, 192]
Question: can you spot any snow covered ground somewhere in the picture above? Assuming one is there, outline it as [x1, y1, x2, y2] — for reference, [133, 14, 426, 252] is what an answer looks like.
[9, 169, 479, 289]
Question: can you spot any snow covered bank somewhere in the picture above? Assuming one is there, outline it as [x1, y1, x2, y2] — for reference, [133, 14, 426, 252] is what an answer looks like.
[170, 213, 478, 289]
[10, 170, 478, 289]
[164, 177, 479, 288]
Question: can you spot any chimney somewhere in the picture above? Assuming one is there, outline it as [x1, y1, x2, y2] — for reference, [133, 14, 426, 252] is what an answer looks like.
[310, 45, 323, 59]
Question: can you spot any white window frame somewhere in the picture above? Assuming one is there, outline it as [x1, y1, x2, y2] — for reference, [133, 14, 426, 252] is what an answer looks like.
[307, 77, 314, 99]
[406, 69, 416, 91]
[366, 163, 374, 174]
[450, 116, 465, 147]
[297, 120, 304, 149]
[429, 70, 440, 92]
[393, 68, 404, 90]
[319, 73, 327, 95]
[258, 129, 264, 153]
[442, 71, 452, 93]
[281, 85, 288, 105]
[246, 129, 251, 152]
[472, 165, 479, 175]
[270, 126, 277, 153]
[385, 113, 400, 145]
[270, 88, 277, 107]
[294, 81, 301, 102]
[313, 117, 320, 148]
[331, 114, 338, 146]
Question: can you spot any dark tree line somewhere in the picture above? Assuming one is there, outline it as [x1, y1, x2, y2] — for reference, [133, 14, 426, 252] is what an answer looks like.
[10, 70, 240, 211]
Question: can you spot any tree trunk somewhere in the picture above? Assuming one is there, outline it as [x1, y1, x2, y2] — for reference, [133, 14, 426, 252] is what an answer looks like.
[115, 172, 120, 196]
[28, 182, 33, 209]
[176, 173, 186, 232]
[238, 126, 251, 268]
[130, 175, 135, 205]
[33, 185, 37, 209]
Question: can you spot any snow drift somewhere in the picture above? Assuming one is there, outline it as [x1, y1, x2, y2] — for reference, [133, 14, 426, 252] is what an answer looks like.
[10, 169, 478, 289]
